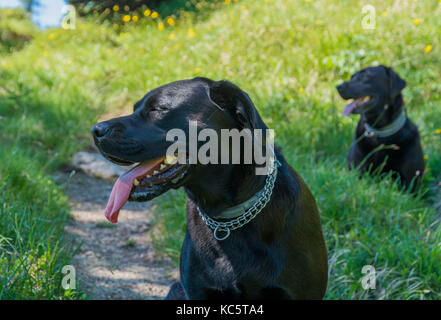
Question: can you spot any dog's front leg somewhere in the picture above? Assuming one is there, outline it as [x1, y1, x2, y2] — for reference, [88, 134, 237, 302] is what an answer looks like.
[398, 157, 425, 192]
[347, 143, 370, 172]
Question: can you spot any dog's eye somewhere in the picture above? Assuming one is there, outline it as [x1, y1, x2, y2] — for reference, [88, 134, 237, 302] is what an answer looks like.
[359, 70, 369, 78]
[149, 106, 168, 112]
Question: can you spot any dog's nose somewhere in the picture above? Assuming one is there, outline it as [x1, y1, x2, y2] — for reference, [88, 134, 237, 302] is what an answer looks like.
[92, 122, 110, 138]
[336, 83, 347, 95]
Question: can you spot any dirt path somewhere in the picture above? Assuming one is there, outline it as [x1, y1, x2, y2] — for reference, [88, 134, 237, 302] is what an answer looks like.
[58, 170, 178, 300]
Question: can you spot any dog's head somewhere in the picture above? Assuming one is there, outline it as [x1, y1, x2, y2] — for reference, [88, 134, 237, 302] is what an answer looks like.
[92, 77, 266, 223]
[336, 65, 406, 116]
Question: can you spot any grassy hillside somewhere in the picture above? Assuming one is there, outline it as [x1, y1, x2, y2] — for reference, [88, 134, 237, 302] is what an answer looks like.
[0, 0, 440, 299]
[0, 9, 38, 54]
[0, 9, 81, 299]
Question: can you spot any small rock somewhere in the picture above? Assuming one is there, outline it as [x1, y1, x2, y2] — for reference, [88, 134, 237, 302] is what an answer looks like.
[72, 151, 130, 181]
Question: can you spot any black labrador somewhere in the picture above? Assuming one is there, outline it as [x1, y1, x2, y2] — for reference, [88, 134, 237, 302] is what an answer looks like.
[337, 65, 424, 192]
[92, 78, 328, 299]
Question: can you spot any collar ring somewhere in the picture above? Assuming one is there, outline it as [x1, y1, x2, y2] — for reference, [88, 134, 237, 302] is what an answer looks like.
[214, 226, 231, 241]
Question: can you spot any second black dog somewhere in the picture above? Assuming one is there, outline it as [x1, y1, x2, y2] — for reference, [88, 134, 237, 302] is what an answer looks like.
[337, 65, 424, 192]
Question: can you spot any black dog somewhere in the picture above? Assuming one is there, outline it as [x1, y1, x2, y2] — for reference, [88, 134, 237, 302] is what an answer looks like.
[92, 78, 328, 299]
[337, 65, 425, 192]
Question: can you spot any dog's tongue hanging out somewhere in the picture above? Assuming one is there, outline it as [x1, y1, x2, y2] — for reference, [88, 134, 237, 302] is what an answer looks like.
[343, 100, 358, 116]
[104, 157, 164, 223]
[343, 97, 367, 116]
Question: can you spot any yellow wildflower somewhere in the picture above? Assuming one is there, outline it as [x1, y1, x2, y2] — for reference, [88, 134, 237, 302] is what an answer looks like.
[382, 11, 388, 16]
[188, 28, 195, 38]
[411, 18, 421, 25]
[225, 0, 231, 4]
[425, 45, 432, 53]
[168, 33, 175, 40]
[158, 22, 164, 31]
[113, 5, 119, 12]
[151, 11, 158, 19]
[48, 33, 56, 40]
[132, 15, 138, 22]
[122, 15, 131, 22]
[435, 129, 441, 134]
[144, 9, 151, 16]
[194, 67, 202, 73]
[298, 87, 304, 94]
[167, 17, 175, 26]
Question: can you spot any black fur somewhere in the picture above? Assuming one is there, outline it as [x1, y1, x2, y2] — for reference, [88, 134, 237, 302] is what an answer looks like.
[93, 78, 328, 299]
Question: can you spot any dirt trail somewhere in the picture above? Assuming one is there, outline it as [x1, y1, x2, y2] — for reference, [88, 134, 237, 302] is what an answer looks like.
[58, 170, 178, 300]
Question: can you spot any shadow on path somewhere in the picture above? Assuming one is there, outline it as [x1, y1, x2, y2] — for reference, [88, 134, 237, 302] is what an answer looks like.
[57, 170, 178, 300]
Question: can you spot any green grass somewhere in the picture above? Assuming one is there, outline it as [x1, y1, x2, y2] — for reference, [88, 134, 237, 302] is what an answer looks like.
[0, 0, 440, 299]
[125, 239, 137, 247]
[0, 9, 38, 54]
[0, 147, 81, 299]
[0, 10, 97, 299]
[95, 222, 117, 229]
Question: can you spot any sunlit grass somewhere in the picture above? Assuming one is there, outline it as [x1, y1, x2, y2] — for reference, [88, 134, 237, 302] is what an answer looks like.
[0, 8, 38, 54]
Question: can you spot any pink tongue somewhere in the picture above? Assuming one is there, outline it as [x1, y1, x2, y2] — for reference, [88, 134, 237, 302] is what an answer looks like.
[343, 100, 357, 116]
[104, 157, 164, 223]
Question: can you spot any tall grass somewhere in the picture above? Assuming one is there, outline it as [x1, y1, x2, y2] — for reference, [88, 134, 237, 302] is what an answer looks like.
[0, 148, 80, 299]
[0, 13, 98, 298]
[0, 9, 38, 54]
[0, 0, 440, 299]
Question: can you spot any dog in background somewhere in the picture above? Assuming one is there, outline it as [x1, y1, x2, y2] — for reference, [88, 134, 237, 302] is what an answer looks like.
[337, 65, 424, 192]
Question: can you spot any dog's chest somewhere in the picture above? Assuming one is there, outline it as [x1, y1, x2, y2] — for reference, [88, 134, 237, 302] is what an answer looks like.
[182, 202, 285, 298]
[183, 224, 283, 295]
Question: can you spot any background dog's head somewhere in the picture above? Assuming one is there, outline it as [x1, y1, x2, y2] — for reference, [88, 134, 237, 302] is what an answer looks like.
[336, 65, 406, 117]
[92, 78, 267, 222]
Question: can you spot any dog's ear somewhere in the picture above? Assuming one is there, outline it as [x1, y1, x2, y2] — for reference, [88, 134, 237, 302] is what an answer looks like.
[208, 80, 267, 130]
[385, 67, 406, 101]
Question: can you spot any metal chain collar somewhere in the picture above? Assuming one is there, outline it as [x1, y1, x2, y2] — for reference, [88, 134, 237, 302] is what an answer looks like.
[197, 158, 281, 241]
